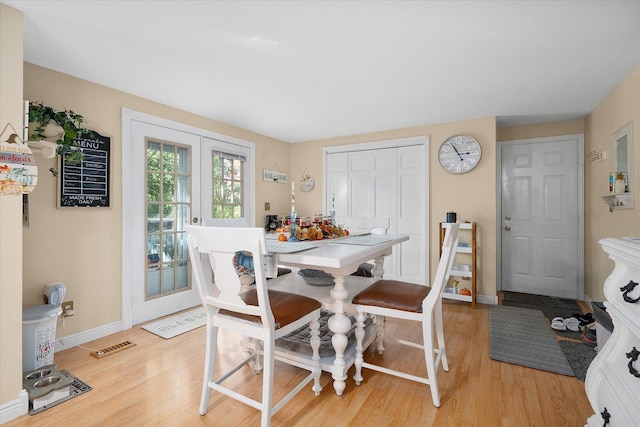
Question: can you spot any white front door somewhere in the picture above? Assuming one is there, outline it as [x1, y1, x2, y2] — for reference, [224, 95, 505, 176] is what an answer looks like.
[500, 135, 584, 299]
[130, 120, 201, 324]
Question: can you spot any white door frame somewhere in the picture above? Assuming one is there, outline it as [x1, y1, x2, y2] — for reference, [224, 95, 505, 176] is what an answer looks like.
[495, 134, 585, 299]
[121, 109, 255, 329]
[323, 136, 429, 283]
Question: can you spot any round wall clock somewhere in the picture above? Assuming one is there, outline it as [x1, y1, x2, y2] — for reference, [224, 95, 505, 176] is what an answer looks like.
[438, 134, 482, 174]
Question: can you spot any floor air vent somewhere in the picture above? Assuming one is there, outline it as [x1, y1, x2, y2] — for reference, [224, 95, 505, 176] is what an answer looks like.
[90, 341, 136, 359]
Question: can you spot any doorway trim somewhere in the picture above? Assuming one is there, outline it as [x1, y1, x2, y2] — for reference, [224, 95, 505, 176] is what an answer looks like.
[495, 134, 585, 299]
[121, 108, 255, 329]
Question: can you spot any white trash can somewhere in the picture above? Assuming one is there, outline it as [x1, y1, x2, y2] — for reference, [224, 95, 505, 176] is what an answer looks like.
[22, 304, 62, 373]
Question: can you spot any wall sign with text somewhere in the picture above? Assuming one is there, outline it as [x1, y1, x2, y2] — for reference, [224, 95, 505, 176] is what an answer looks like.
[58, 131, 111, 208]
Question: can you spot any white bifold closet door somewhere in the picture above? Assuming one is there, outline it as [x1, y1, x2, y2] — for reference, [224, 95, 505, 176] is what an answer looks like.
[326, 144, 425, 284]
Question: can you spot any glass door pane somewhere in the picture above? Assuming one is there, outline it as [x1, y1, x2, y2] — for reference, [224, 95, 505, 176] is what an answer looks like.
[146, 140, 191, 300]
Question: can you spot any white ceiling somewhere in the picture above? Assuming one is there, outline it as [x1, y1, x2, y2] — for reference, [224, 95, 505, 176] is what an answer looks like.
[3, 0, 640, 143]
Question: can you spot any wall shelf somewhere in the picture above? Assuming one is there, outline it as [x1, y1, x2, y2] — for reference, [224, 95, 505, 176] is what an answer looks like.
[602, 193, 633, 211]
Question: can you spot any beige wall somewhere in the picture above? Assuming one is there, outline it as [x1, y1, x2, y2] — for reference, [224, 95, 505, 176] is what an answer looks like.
[584, 66, 640, 302]
[0, 3, 24, 413]
[497, 119, 585, 142]
[291, 117, 497, 298]
[22, 63, 290, 338]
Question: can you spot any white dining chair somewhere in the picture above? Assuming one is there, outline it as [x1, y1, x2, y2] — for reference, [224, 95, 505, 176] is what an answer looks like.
[351, 223, 460, 407]
[186, 226, 322, 426]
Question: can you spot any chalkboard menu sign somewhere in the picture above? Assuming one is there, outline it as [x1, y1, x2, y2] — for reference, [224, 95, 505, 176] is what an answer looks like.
[58, 131, 111, 208]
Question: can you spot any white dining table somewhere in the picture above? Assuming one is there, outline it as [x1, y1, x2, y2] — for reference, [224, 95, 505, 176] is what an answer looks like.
[265, 233, 409, 396]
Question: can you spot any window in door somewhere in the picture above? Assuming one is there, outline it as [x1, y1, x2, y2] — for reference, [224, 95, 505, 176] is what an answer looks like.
[146, 139, 191, 300]
[212, 151, 245, 219]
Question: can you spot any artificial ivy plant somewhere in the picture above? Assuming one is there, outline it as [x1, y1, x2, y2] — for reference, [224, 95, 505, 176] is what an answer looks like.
[28, 101, 92, 173]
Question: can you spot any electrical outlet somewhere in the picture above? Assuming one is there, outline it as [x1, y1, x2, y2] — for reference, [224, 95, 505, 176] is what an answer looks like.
[63, 301, 74, 316]
[265, 202, 270, 211]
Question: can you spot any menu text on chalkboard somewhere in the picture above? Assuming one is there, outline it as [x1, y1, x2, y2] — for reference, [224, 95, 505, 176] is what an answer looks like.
[59, 131, 110, 208]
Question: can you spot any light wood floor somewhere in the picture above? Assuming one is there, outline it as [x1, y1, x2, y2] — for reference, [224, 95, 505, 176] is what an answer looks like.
[7, 301, 594, 426]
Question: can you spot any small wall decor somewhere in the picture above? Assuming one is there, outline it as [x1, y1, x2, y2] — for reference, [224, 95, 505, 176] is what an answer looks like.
[263, 164, 287, 183]
[299, 168, 315, 192]
[610, 172, 628, 194]
[58, 130, 111, 208]
[27, 101, 92, 168]
[0, 122, 38, 195]
[586, 149, 606, 165]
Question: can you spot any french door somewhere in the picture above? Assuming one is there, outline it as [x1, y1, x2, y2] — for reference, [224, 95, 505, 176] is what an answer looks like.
[200, 137, 254, 227]
[123, 111, 256, 326]
[130, 120, 201, 324]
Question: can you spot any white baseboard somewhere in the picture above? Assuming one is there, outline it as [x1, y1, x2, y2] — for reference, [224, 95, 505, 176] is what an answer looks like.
[0, 389, 28, 425]
[55, 320, 124, 352]
[477, 293, 498, 305]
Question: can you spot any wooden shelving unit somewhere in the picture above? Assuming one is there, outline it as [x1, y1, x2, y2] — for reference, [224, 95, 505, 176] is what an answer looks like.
[439, 222, 476, 308]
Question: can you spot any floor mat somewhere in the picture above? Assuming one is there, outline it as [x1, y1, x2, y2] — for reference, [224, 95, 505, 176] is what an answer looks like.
[502, 291, 583, 340]
[559, 340, 597, 382]
[29, 371, 92, 415]
[142, 308, 206, 339]
[489, 305, 574, 376]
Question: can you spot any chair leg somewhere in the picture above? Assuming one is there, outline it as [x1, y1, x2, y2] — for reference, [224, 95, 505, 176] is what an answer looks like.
[254, 339, 263, 374]
[375, 315, 386, 355]
[423, 316, 440, 407]
[200, 321, 218, 415]
[434, 300, 448, 372]
[353, 311, 366, 385]
[309, 316, 322, 395]
[261, 337, 275, 427]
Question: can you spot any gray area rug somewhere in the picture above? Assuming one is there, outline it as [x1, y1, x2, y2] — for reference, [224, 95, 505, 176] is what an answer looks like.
[489, 305, 574, 376]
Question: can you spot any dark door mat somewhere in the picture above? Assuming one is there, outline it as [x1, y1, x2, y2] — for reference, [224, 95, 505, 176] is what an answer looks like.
[502, 292, 583, 340]
[502, 291, 581, 310]
[29, 371, 92, 415]
[559, 340, 597, 382]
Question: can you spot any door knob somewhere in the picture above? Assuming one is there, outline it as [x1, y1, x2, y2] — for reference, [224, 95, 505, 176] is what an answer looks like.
[505, 216, 511, 221]
[192, 217, 199, 224]
[504, 225, 511, 231]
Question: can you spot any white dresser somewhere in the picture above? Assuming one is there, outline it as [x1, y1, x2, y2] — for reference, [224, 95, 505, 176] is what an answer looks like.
[585, 238, 640, 427]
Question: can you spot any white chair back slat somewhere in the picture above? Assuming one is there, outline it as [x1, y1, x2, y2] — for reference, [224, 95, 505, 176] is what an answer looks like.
[423, 223, 459, 309]
[186, 226, 271, 322]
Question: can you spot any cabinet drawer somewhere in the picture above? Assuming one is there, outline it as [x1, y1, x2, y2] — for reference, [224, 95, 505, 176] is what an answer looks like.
[587, 373, 635, 426]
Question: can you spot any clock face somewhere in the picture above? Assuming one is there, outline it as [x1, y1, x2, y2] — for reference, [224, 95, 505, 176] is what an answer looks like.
[438, 135, 482, 174]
